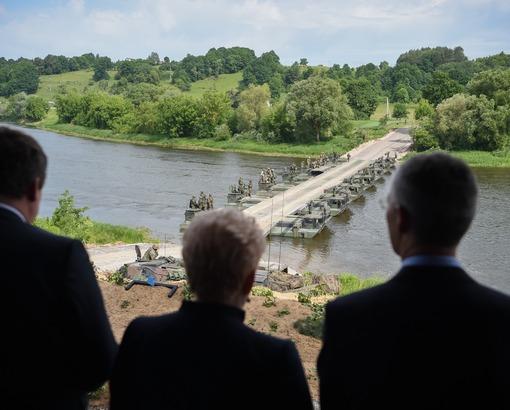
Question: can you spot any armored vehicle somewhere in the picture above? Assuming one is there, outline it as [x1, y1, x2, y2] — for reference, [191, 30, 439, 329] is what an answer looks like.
[119, 245, 187, 297]
[322, 191, 350, 216]
[299, 208, 331, 238]
[179, 208, 202, 232]
[239, 195, 265, 210]
[269, 216, 302, 237]
[226, 190, 244, 208]
[270, 182, 295, 193]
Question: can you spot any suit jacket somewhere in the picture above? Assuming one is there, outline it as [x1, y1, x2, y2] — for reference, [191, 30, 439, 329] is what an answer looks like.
[110, 301, 313, 410]
[318, 266, 510, 410]
[0, 207, 117, 410]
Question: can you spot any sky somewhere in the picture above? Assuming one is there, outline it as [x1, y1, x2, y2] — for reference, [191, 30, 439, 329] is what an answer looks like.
[0, 0, 509, 66]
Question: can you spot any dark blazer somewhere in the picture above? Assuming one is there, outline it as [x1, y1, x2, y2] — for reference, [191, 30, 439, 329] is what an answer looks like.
[318, 266, 510, 410]
[0, 207, 117, 410]
[110, 300, 313, 410]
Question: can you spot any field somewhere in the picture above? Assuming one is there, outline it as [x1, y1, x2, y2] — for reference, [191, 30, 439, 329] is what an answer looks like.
[186, 72, 243, 97]
[36, 70, 117, 101]
[36, 69, 243, 101]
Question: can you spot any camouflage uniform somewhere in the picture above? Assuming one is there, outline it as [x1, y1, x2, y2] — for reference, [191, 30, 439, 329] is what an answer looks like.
[142, 244, 159, 261]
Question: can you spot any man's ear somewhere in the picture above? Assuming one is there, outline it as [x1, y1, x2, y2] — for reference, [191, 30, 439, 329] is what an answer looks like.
[242, 270, 256, 297]
[26, 178, 41, 202]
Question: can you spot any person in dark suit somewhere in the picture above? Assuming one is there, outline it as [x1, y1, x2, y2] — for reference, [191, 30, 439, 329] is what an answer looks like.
[110, 208, 313, 410]
[318, 152, 510, 410]
[0, 126, 117, 410]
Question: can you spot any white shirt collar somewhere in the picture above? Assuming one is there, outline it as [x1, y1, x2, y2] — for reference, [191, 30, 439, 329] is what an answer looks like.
[0, 202, 27, 223]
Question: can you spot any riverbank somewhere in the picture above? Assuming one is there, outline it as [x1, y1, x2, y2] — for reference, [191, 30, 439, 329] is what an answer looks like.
[24, 110, 397, 158]
[405, 149, 510, 167]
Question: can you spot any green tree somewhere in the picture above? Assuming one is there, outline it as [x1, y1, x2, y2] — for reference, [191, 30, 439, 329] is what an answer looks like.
[422, 71, 463, 106]
[435, 93, 506, 151]
[241, 50, 283, 94]
[81, 93, 134, 129]
[55, 92, 83, 123]
[122, 83, 163, 106]
[0, 61, 39, 97]
[414, 99, 435, 120]
[196, 91, 232, 138]
[156, 96, 199, 138]
[343, 78, 378, 119]
[393, 103, 408, 119]
[92, 57, 112, 82]
[412, 127, 439, 151]
[394, 86, 410, 103]
[287, 76, 353, 142]
[467, 69, 510, 106]
[51, 190, 91, 239]
[25, 95, 49, 121]
[262, 100, 296, 142]
[234, 84, 271, 132]
[147, 51, 160, 65]
[4, 93, 28, 120]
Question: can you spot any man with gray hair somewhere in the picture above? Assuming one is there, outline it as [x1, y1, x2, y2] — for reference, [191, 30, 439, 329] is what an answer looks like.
[318, 153, 510, 410]
[111, 208, 313, 410]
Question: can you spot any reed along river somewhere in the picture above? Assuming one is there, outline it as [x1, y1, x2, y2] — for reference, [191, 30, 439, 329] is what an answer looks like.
[12, 125, 510, 294]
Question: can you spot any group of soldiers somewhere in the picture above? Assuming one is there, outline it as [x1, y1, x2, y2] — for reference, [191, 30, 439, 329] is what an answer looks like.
[189, 191, 214, 211]
[259, 168, 276, 185]
[230, 177, 253, 197]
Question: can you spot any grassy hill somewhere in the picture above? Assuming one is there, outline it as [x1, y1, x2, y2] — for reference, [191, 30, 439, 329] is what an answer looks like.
[187, 72, 243, 97]
[36, 70, 243, 101]
[36, 70, 117, 101]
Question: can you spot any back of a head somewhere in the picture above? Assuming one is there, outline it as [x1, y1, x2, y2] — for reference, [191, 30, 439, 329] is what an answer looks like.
[0, 126, 47, 199]
[390, 152, 478, 247]
[182, 208, 265, 304]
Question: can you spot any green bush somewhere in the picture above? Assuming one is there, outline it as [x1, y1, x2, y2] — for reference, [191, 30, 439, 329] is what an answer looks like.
[35, 191, 153, 244]
[412, 127, 439, 151]
[25, 95, 49, 121]
[251, 287, 274, 297]
[293, 303, 325, 339]
[338, 273, 384, 296]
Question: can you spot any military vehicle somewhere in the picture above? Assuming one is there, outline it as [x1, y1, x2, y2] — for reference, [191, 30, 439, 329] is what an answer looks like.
[321, 190, 350, 216]
[239, 195, 265, 210]
[270, 182, 295, 193]
[120, 245, 187, 298]
[299, 208, 332, 238]
[179, 208, 202, 232]
[269, 216, 302, 237]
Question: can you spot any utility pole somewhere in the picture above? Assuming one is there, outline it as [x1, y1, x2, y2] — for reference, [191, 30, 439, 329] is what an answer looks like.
[386, 97, 390, 119]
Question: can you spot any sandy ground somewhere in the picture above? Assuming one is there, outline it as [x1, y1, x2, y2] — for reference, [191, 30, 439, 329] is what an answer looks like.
[92, 280, 322, 407]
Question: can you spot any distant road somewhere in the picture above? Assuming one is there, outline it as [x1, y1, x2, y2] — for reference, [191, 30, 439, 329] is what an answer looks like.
[244, 128, 413, 235]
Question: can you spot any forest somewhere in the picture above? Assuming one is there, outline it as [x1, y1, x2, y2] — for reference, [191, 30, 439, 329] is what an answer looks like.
[1, 46, 509, 151]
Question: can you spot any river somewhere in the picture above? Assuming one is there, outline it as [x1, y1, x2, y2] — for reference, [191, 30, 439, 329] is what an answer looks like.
[8, 125, 510, 294]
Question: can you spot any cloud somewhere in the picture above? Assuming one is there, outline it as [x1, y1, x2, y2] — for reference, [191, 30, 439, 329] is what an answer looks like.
[0, 0, 508, 65]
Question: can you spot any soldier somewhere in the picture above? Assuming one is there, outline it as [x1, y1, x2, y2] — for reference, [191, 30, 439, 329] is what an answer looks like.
[247, 180, 253, 197]
[347, 153, 351, 162]
[142, 244, 159, 261]
[189, 195, 198, 209]
[199, 191, 207, 211]
[207, 194, 214, 210]
[238, 177, 244, 193]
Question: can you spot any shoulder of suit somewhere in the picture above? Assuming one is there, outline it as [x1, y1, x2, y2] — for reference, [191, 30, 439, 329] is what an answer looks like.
[327, 281, 391, 312]
[22, 222, 78, 245]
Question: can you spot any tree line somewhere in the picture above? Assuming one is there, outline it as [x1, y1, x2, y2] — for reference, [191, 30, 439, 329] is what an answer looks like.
[1, 46, 509, 150]
[51, 76, 352, 143]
